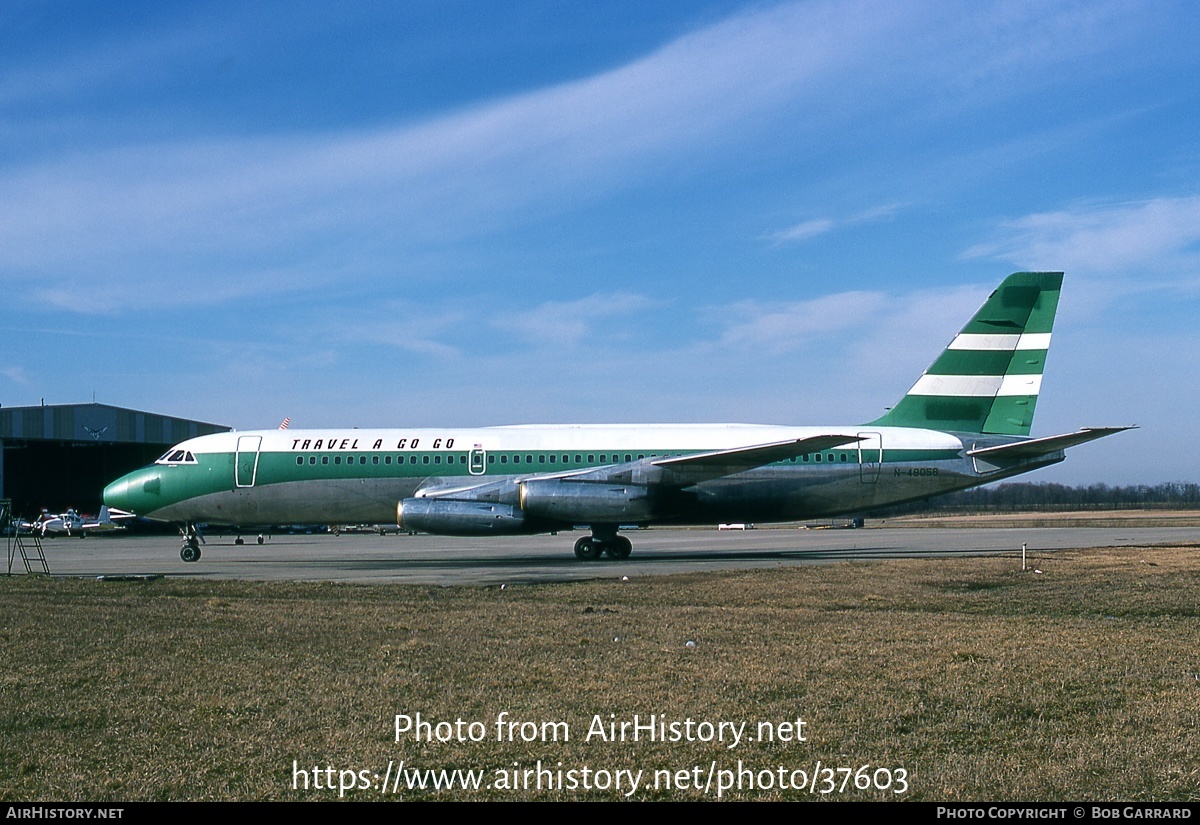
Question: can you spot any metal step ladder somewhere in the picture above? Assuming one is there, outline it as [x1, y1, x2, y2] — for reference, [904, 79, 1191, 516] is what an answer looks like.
[3, 499, 50, 575]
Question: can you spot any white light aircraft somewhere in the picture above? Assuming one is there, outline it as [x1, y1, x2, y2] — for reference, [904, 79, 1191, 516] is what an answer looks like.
[20, 506, 130, 538]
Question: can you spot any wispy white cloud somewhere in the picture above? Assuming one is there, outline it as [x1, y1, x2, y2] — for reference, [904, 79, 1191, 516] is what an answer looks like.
[336, 305, 466, 359]
[963, 196, 1200, 281]
[492, 293, 656, 348]
[768, 218, 836, 244]
[709, 290, 887, 353]
[1, 2, 900, 288]
[0, 0, 1143, 310]
[767, 202, 904, 245]
[2, 366, 31, 386]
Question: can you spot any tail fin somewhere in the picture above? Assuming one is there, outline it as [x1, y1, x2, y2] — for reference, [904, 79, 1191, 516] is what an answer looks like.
[869, 272, 1062, 435]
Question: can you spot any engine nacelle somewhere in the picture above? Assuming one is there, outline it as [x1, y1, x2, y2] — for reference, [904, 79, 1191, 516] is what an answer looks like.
[519, 479, 656, 523]
[397, 498, 530, 535]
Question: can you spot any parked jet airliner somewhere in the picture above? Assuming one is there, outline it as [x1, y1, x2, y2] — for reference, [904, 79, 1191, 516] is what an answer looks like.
[104, 272, 1131, 562]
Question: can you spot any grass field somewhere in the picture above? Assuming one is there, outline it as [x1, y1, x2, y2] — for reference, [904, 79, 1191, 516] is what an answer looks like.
[2, 544, 1199, 801]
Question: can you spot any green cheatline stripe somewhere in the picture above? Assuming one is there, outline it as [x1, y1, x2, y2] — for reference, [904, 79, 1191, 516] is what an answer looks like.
[928, 348, 1048, 377]
[198, 446, 975, 490]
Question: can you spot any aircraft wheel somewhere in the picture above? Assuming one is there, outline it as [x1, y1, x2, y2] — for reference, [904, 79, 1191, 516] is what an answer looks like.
[180, 543, 201, 563]
[257, 535, 265, 545]
[235, 537, 244, 545]
[607, 536, 632, 559]
[574, 536, 602, 561]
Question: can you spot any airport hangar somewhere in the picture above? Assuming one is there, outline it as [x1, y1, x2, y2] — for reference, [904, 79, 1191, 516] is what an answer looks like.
[0, 402, 229, 518]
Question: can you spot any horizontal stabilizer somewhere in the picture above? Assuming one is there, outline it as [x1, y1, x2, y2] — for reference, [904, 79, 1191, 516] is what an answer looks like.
[653, 434, 864, 485]
[967, 426, 1136, 460]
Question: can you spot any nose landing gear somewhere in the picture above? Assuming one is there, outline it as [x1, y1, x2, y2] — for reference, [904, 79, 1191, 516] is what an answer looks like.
[179, 523, 204, 563]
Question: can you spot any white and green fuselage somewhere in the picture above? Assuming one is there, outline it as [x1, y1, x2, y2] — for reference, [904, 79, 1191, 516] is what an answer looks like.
[102, 272, 1131, 560]
[104, 423, 1040, 528]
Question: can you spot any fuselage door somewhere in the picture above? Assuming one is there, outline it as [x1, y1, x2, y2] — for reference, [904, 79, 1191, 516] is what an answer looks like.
[857, 431, 882, 483]
[469, 447, 487, 476]
[235, 436, 263, 488]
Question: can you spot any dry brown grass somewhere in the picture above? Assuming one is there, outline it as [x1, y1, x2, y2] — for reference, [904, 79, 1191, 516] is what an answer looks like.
[2, 545, 1199, 801]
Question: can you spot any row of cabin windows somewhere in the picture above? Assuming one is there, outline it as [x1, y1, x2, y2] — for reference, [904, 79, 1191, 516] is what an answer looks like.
[292, 451, 858, 467]
[291, 453, 660, 467]
[493, 452, 650, 464]
[295, 454, 465, 466]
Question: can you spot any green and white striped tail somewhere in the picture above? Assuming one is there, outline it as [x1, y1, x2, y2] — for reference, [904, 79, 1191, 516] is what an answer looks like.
[869, 271, 1062, 436]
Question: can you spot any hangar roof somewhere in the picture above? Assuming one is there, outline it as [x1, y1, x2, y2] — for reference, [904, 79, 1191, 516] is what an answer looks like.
[0, 402, 229, 446]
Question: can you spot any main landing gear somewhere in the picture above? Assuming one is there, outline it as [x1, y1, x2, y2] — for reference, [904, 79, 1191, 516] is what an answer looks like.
[179, 523, 204, 563]
[573, 529, 633, 561]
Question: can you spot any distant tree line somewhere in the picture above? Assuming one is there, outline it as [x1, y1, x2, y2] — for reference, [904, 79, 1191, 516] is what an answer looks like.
[883, 481, 1200, 515]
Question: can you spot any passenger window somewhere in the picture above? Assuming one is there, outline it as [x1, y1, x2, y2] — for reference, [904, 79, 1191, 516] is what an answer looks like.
[335, 456, 342, 465]
[322, 456, 329, 465]
[434, 456, 441, 464]
[309, 457, 316, 465]
[296, 457, 303, 465]
[422, 456, 429, 464]
[549, 455, 556, 463]
[526, 454, 533, 464]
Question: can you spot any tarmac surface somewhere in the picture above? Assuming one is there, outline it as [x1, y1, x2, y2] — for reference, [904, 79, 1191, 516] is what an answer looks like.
[8, 524, 1197, 585]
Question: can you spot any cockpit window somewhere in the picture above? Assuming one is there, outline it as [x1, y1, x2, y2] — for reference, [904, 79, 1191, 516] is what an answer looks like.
[155, 449, 198, 465]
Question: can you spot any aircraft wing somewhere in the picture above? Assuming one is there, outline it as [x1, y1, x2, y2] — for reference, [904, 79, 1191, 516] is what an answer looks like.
[650, 434, 865, 485]
[523, 434, 864, 487]
[966, 427, 1136, 461]
[413, 434, 864, 500]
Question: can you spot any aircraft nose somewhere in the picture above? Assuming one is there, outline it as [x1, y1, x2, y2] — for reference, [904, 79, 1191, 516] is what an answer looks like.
[103, 468, 161, 516]
[103, 475, 134, 512]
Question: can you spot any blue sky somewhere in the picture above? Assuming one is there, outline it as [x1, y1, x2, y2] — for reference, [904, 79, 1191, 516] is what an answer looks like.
[2, 0, 1198, 483]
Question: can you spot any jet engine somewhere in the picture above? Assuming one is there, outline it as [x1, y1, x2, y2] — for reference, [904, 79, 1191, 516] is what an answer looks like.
[518, 479, 656, 523]
[397, 498, 530, 535]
